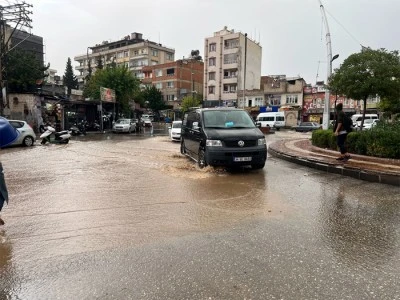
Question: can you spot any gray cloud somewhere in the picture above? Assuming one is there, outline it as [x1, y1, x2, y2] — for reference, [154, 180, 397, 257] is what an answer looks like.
[25, 0, 400, 84]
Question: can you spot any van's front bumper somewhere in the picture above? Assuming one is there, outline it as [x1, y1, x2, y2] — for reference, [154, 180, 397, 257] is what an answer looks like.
[205, 146, 267, 167]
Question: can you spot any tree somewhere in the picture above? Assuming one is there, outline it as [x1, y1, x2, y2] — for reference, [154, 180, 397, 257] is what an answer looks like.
[83, 65, 140, 116]
[181, 95, 201, 113]
[138, 85, 166, 115]
[5, 49, 49, 93]
[96, 56, 103, 70]
[329, 48, 400, 129]
[63, 57, 78, 96]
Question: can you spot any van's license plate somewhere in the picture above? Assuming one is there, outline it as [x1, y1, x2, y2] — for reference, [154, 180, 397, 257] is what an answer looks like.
[234, 157, 252, 162]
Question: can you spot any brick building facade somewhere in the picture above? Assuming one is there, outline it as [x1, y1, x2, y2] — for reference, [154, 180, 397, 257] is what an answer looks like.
[142, 59, 204, 109]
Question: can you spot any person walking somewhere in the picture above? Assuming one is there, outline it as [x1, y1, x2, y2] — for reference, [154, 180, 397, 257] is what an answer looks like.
[334, 103, 351, 162]
[0, 117, 19, 225]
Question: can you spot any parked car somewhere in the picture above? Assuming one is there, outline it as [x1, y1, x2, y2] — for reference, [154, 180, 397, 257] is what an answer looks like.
[180, 108, 267, 169]
[359, 119, 379, 130]
[112, 119, 136, 133]
[142, 118, 152, 127]
[168, 121, 182, 141]
[7, 120, 36, 147]
[293, 122, 322, 132]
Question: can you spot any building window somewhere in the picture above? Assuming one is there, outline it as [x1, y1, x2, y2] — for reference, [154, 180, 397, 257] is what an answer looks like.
[209, 57, 216, 66]
[152, 49, 158, 56]
[155, 83, 162, 89]
[224, 69, 237, 78]
[124, 51, 129, 57]
[134, 50, 138, 56]
[155, 69, 163, 77]
[166, 53, 174, 60]
[223, 84, 237, 93]
[166, 68, 175, 76]
[167, 81, 174, 88]
[141, 49, 146, 54]
[117, 52, 124, 58]
[209, 43, 216, 52]
[224, 39, 239, 49]
[151, 60, 158, 66]
[208, 86, 215, 94]
[224, 54, 237, 64]
[166, 95, 175, 101]
[209, 72, 216, 81]
[286, 95, 298, 104]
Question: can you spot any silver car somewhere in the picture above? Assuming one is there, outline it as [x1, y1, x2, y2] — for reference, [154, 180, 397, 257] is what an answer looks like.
[8, 120, 36, 147]
[112, 119, 137, 133]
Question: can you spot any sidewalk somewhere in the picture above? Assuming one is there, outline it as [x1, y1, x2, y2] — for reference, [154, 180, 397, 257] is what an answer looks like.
[268, 138, 400, 186]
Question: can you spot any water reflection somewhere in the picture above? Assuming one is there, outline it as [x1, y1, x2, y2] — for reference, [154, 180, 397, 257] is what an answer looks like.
[319, 185, 399, 269]
[184, 170, 269, 229]
[0, 230, 13, 299]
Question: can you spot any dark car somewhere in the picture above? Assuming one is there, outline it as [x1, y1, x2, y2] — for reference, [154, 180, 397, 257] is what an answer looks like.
[293, 122, 322, 132]
[180, 108, 267, 169]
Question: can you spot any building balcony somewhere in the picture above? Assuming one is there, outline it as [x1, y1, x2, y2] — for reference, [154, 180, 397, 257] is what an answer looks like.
[223, 90, 237, 94]
[75, 65, 84, 70]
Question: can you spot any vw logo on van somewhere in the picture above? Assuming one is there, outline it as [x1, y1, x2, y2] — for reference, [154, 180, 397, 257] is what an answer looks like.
[238, 140, 245, 147]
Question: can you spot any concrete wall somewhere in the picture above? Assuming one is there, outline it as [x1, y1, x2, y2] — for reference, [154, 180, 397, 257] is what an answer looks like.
[5, 93, 42, 131]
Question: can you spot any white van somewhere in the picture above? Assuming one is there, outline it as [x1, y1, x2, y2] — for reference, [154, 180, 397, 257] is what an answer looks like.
[351, 114, 378, 128]
[256, 112, 285, 129]
[141, 114, 154, 122]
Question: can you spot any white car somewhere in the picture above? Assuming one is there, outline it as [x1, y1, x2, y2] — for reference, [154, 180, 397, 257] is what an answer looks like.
[8, 120, 36, 147]
[168, 121, 182, 141]
[142, 118, 152, 127]
[112, 119, 136, 133]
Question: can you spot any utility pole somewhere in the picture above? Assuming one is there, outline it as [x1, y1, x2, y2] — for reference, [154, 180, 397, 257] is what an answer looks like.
[0, 1, 33, 116]
[318, 0, 332, 130]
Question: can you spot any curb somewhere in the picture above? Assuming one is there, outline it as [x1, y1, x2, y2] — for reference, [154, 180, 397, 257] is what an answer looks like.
[268, 143, 400, 187]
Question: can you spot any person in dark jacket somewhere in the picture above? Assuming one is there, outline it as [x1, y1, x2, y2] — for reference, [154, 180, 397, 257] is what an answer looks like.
[334, 103, 351, 161]
[0, 117, 19, 225]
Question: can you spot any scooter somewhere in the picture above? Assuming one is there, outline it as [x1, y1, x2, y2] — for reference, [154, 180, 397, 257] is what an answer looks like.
[40, 126, 71, 144]
[70, 121, 87, 136]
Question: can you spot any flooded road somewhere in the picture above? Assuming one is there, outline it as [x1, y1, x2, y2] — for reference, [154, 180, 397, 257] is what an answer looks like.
[1, 128, 400, 299]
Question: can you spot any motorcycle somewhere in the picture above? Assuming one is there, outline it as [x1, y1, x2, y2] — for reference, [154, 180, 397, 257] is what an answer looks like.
[40, 126, 71, 144]
[69, 121, 87, 136]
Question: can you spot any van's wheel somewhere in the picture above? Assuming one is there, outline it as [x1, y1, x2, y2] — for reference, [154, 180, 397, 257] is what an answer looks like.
[23, 136, 35, 147]
[180, 139, 186, 154]
[198, 148, 207, 168]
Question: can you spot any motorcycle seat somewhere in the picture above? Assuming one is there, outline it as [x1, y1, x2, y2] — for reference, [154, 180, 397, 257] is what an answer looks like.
[56, 130, 69, 136]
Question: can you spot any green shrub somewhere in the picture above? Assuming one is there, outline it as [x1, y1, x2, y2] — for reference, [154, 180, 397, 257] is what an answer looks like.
[312, 129, 336, 150]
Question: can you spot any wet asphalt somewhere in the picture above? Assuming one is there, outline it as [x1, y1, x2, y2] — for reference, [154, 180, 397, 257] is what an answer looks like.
[1, 125, 400, 299]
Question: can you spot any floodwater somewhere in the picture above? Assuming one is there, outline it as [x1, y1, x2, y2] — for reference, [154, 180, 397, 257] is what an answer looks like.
[1, 126, 400, 299]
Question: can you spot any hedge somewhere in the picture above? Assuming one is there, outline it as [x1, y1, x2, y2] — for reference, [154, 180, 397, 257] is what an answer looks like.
[311, 122, 400, 159]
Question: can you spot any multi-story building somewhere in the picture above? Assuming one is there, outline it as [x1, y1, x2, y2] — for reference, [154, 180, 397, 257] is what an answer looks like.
[203, 26, 262, 107]
[142, 59, 204, 109]
[5, 26, 44, 66]
[302, 82, 358, 123]
[74, 32, 175, 85]
[262, 75, 306, 110]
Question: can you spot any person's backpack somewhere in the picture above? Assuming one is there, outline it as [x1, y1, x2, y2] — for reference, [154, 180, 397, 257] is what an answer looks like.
[343, 114, 353, 132]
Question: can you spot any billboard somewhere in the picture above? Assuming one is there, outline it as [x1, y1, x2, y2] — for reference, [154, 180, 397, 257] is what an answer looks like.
[100, 87, 116, 102]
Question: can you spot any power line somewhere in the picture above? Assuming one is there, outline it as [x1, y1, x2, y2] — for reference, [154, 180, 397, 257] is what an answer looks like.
[0, 1, 34, 115]
[325, 8, 365, 48]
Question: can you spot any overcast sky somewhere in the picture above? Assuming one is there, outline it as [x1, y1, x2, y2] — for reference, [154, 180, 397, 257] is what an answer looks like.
[19, 0, 400, 84]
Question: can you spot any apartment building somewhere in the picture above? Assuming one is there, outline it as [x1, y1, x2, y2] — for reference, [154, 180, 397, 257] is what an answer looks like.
[203, 26, 262, 108]
[142, 59, 204, 109]
[74, 32, 175, 84]
[262, 75, 306, 109]
[5, 25, 44, 65]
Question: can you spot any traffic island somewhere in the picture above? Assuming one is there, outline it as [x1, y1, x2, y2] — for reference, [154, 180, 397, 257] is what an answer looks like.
[268, 139, 400, 187]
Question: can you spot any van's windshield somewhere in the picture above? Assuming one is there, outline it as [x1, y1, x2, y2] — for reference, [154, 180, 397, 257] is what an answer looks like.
[203, 110, 256, 129]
